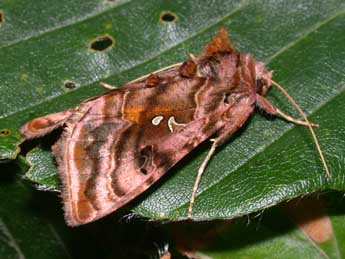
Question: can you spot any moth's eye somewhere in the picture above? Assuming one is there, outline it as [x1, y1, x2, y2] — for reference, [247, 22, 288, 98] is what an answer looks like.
[256, 79, 264, 94]
[256, 79, 270, 95]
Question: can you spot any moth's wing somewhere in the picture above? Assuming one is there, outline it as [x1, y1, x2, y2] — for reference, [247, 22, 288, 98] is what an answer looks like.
[54, 76, 230, 226]
[20, 109, 74, 139]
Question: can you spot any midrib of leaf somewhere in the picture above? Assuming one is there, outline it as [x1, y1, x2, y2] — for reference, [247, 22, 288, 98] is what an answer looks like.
[304, 234, 330, 259]
[334, 239, 342, 259]
[285, 209, 338, 259]
[0, 1, 248, 121]
[0, 0, 132, 50]
[331, 219, 342, 259]
[257, 225, 330, 259]
[46, 222, 73, 259]
[0, 218, 25, 259]
[170, 10, 345, 214]
[0, 176, 72, 259]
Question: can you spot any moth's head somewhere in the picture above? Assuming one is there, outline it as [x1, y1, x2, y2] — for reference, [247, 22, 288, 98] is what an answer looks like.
[255, 61, 272, 96]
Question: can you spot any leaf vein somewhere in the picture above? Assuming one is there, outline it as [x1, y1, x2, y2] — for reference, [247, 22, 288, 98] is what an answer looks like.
[0, 218, 25, 259]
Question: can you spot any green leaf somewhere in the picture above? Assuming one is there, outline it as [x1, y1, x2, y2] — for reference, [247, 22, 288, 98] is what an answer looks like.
[0, 159, 71, 259]
[25, 147, 60, 191]
[186, 193, 345, 259]
[1, 0, 345, 224]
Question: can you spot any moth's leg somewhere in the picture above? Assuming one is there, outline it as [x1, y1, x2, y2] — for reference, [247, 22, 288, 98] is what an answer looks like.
[99, 82, 117, 90]
[256, 94, 319, 128]
[188, 140, 217, 218]
[188, 113, 250, 218]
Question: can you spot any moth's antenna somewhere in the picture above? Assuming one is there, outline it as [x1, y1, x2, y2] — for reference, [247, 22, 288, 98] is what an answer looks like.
[188, 141, 217, 218]
[270, 79, 330, 178]
[128, 62, 183, 84]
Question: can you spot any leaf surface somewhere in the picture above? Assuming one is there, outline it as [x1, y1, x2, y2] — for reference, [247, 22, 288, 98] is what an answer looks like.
[0, 0, 344, 223]
[186, 194, 345, 259]
[0, 160, 71, 259]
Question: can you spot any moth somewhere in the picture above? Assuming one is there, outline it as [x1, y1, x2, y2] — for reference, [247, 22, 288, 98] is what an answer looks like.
[20, 28, 328, 226]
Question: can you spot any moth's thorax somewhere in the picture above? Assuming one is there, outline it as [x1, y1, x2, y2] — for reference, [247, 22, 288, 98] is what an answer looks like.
[198, 52, 267, 92]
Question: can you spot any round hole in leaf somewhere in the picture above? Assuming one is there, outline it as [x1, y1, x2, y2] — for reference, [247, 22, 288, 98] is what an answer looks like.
[90, 35, 114, 51]
[160, 11, 177, 23]
[0, 129, 10, 136]
[64, 80, 77, 89]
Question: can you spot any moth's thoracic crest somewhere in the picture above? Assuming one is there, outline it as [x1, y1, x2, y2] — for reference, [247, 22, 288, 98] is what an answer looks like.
[20, 28, 323, 226]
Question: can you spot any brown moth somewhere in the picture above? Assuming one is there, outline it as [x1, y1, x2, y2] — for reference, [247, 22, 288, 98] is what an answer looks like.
[20, 28, 328, 226]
